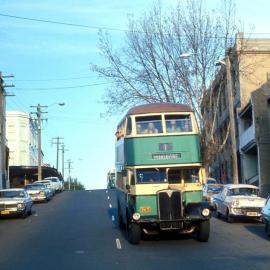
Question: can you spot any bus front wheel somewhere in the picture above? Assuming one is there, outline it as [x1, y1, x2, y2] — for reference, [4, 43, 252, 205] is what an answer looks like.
[196, 220, 210, 242]
[127, 222, 141, 245]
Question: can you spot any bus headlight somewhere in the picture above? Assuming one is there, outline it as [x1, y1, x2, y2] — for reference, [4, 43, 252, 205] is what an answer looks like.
[132, 213, 141, 221]
[201, 208, 210, 217]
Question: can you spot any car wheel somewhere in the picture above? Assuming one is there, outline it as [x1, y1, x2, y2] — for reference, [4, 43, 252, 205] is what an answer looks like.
[226, 209, 234, 223]
[127, 222, 141, 245]
[197, 220, 210, 242]
[216, 210, 221, 218]
[21, 210, 28, 219]
[27, 208, 32, 216]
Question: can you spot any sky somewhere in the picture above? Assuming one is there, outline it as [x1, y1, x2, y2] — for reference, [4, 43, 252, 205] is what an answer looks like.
[1, 0, 270, 190]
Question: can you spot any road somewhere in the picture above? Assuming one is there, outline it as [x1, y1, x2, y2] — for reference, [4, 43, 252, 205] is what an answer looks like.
[0, 189, 270, 270]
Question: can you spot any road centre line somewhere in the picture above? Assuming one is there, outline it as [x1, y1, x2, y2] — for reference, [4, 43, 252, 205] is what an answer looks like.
[116, 238, 122, 249]
[109, 204, 112, 208]
[107, 196, 110, 200]
[75, 250, 85, 254]
[112, 215, 115, 221]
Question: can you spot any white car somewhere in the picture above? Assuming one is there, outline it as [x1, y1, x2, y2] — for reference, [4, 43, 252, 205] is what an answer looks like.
[44, 177, 63, 192]
[0, 188, 33, 218]
[24, 184, 51, 202]
[213, 184, 266, 223]
[34, 180, 56, 195]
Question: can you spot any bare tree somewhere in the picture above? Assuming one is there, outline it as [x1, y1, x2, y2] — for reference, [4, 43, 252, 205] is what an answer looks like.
[91, 0, 241, 172]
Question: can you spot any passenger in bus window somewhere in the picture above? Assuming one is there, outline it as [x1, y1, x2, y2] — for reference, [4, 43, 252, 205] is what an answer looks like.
[182, 119, 191, 132]
[136, 123, 142, 134]
[136, 123, 147, 134]
[146, 122, 159, 134]
[167, 119, 181, 133]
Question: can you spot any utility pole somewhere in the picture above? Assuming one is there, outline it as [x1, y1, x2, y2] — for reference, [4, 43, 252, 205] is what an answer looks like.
[30, 104, 48, 181]
[61, 144, 68, 181]
[52, 136, 64, 171]
[225, 53, 239, 184]
[0, 72, 14, 189]
[66, 159, 73, 190]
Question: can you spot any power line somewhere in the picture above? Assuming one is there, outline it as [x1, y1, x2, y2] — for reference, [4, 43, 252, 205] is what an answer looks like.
[0, 13, 128, 33]
[8, 76, 99, 82]
[14, 82, 109, 91]
[0, 12, 244, 39]
[1, 13, 270, 39]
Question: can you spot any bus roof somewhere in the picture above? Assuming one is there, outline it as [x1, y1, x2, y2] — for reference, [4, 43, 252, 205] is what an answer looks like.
[126, 103, 193, 115]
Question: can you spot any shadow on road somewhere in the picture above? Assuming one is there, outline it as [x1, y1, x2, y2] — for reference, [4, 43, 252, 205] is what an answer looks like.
[244, 223, 269, 240]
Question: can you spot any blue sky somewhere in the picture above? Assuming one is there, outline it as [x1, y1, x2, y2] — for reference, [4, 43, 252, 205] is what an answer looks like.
[1, 0, 270, 189]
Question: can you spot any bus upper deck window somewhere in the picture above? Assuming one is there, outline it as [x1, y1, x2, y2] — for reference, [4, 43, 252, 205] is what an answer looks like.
[165, 115, 192, 133]
[136, 116, 163, 134]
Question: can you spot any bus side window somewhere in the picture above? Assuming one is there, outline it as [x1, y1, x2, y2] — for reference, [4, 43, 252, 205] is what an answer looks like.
[126, 116, 132, 135]
[130, 171, 135, 185]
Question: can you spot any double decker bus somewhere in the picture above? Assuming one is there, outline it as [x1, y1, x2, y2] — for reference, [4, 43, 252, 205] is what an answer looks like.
[115, 103, 210, 244]
[107, 169, 116, 189]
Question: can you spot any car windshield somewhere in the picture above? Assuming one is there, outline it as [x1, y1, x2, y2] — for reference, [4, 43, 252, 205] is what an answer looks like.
[207, 185, 223, 193]
[0, 191, 25, 198]
[228, 187, 259, 196]
[38, 181, 51, 185]
[207, 179, 217, 184]
[25, 184, 46, 190]
[136, 169, 167, 184]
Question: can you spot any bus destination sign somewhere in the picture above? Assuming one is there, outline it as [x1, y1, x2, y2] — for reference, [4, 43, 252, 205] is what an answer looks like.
[152, 153, 181, 160]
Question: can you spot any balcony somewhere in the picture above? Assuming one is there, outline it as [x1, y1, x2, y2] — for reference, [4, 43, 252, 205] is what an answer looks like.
[239, 124, 256, 151]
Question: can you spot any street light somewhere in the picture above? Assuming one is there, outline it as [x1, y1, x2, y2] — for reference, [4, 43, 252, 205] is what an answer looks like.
[215, 59, 226, 66]
[48, 102, 65, 108]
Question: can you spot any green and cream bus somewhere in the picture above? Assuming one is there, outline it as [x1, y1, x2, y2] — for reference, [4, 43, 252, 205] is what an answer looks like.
[115, 103, 210, 244]
[107, 169, 116, 189]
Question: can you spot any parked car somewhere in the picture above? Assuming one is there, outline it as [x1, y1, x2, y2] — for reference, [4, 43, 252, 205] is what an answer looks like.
[213, 184, 266, 223]
[44, 177, 63, 192]
[261, 195, 270, 238]
[0, 188, 33, 218]
[206, 177, 218, 185]
[24, 184, 51, 202]
[34, 180, 56, 195]
[203, 184, 224, 209]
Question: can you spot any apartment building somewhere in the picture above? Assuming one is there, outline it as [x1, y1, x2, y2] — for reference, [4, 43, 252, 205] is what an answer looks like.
[238, 82, 270, 197]
[203, 33, 270, 196]
[6, 111, 39, 166]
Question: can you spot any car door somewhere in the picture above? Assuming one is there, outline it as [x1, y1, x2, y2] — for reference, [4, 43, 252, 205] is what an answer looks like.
[215, 188, 224, 213]
[219, 188, 228, 215]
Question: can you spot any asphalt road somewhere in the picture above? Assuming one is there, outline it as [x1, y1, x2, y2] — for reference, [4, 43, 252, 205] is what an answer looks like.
[0, 189, 270, 270]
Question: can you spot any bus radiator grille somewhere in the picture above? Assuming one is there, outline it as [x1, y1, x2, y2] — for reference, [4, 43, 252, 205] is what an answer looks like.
[158, 190, 182, 220]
